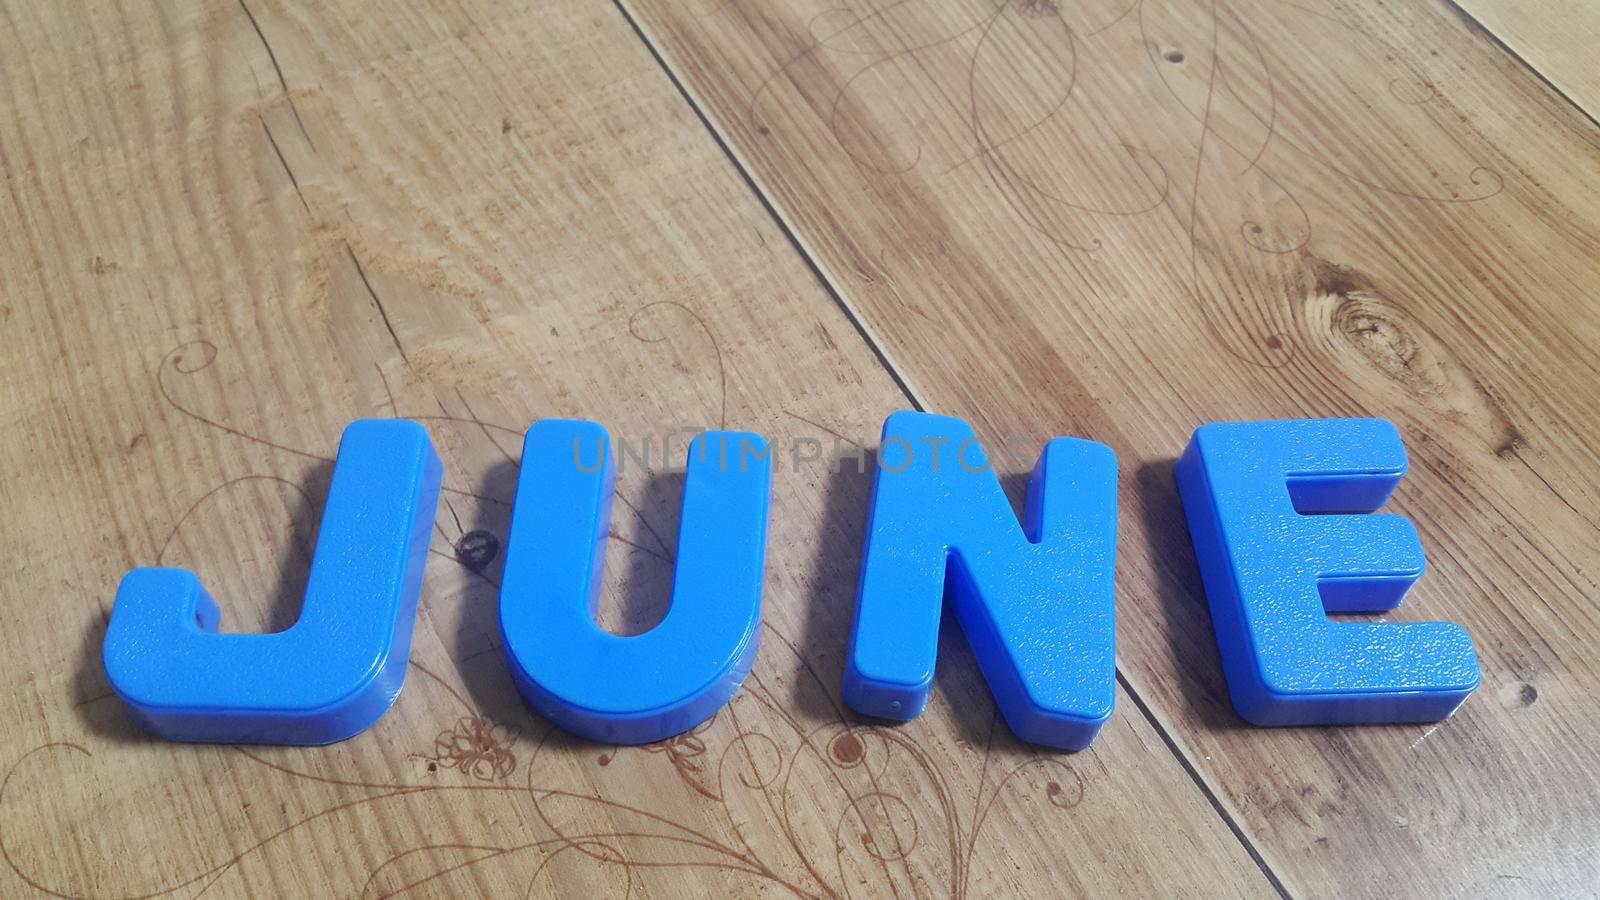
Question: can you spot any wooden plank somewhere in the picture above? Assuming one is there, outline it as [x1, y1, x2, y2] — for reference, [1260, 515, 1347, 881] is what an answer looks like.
[1449, 0, 1600, 123]
[623, 0, 1600, 896]
[0, 1, 1272, 897]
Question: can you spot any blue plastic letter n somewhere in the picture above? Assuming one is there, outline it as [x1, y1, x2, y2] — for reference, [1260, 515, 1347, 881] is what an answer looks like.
[1175, 419, 1479, 725]
[499, 421, 772, 745]
[844, 412, 1117, 751]
[104, 420, 443, 744]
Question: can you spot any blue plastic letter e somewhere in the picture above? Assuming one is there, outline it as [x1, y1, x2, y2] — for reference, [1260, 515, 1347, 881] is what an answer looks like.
[1175, 419, 1479, 725]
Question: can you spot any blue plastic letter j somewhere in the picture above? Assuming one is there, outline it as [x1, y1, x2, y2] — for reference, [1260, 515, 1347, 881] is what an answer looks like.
[104, 419, 444, 744]
[844, 412, 1117, 751]
[499, 421, 771, 744]
[1175, 419, 1479, 725]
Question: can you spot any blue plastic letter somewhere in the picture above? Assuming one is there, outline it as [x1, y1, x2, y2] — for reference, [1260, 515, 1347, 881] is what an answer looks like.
[499, 421, 771, 744]
[1175, 419, 1479, 725]
[844, 411, 1117, 750]
[104, 420, 443, 744]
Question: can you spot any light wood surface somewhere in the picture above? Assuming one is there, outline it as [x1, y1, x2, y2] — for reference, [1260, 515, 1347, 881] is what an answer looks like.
[622, 0, 1600, 897]
[0, 1, 1595, 898]
[1449, 0, 1600, 121]
[0, 1, 1270, 898]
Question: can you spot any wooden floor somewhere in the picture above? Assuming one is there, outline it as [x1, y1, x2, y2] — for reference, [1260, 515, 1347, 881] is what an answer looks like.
[1, 2, 1596, 897]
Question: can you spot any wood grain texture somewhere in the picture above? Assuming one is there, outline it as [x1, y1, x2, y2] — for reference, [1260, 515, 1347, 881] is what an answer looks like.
[624, 0, 1600, 896]
[0, 1, 1274, 897]
[1449, 0, 1600, 122]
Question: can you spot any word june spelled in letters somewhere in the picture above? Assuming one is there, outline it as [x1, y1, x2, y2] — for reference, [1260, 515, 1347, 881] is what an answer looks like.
[103, 413, 1479, 749]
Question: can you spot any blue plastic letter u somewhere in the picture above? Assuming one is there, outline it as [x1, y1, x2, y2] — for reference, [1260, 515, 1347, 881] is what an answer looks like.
[103, 420, 443, 744]
[844, 411, 1117, 750]
[499, 420, 772, 744]
[1175, 418, 1479, 725]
